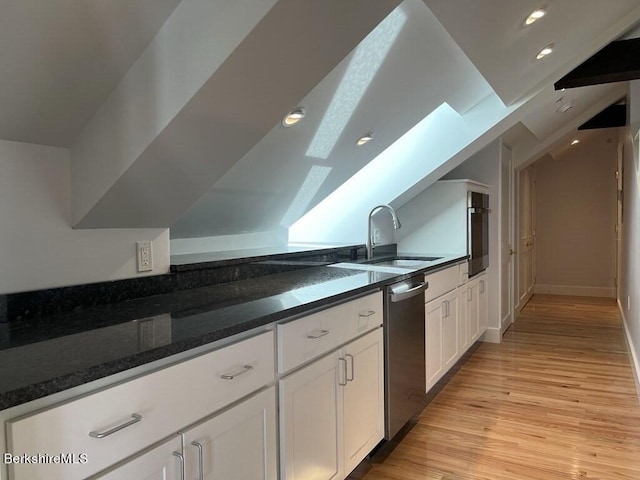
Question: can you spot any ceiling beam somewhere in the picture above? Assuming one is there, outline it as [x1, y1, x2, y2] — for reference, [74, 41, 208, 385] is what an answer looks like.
[578, 103, 626, 130]
[555, 38, 640, 90]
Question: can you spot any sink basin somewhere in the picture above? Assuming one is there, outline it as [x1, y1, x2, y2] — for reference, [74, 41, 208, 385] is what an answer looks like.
[369, 256, 442, 268]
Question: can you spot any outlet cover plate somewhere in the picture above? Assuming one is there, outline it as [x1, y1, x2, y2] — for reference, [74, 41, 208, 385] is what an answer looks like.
[136, 241, 153, 272]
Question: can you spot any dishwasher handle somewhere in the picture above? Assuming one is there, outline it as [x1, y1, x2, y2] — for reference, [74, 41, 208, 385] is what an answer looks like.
[389, 281, 429, 303]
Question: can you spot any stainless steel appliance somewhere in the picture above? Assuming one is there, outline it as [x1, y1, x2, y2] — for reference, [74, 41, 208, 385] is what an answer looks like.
[384, 275, 429, 439]
[468, 191, 490, 277]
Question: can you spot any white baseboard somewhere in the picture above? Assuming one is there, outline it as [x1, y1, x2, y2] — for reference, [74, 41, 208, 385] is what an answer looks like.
[618, 299, 640, 404]
[481, 327, 501, 344]
[534, 284, 615, 298]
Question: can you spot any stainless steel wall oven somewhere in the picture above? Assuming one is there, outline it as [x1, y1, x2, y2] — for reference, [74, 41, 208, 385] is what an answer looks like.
[468, 191, 489, 277]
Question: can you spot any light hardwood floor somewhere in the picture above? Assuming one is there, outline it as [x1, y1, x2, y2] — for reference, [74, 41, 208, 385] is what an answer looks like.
[355, 295, 640, 480]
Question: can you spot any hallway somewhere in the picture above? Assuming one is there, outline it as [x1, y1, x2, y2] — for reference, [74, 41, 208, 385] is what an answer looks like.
[355, 295, 640, 480]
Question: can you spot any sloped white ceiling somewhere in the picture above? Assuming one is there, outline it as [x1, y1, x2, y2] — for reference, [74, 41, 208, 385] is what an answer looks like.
[171, 0, 492, 239]
[71, 0, 401, 229]
[0, 0, 182, 146]
[424, 0, 640, 105]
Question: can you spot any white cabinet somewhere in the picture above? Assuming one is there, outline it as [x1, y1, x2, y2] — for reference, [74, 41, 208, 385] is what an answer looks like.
[424, 264, 489, 393]
[424, 265, 460, 391]
[442, 289, 459, 371]
[279, 328, 384, 480]
[460, 273, 488, 347]
[7, 331, 275, 480]
[467, 281, 480, 343]
[280, 349, 343, 480]
[182, 387, 277, 480]
[342, 330, 385, 474]
[478, 276, 488, 334]
[425, 298, 443, 388]
[95, 435, 183, 480]
[425, 288, 459, 391]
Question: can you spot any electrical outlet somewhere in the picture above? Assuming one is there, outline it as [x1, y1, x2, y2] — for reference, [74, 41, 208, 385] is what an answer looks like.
[136, 241, 153, 272]
[373, 229, 381, 243]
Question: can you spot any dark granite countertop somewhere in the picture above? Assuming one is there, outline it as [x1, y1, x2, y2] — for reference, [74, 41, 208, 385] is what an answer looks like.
[0, 252, 465, 410]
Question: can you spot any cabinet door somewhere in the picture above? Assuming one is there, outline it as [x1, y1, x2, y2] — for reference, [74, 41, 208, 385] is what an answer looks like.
[458, 286, 470, 354]
[183, 388, 277, 480]
[280, 351, 344, 480]
[478, 277, 488, 335]
[442, 290, 459, 371]
[94, 435, 182, 480]
[343, 329, 384, 475]
[425, 299, 444, 390]
[467, 281, 480, 343]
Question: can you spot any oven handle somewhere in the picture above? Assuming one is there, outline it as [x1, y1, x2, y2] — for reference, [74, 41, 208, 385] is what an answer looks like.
[389, 282, 429, 303]
[469, 207, 491, 214]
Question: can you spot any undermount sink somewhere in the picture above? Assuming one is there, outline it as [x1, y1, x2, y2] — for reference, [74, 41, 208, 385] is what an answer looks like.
[368, 256, 443, 268]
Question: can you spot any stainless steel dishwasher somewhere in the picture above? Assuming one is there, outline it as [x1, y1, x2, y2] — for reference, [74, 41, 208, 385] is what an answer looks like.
[384, 274, 429, 439]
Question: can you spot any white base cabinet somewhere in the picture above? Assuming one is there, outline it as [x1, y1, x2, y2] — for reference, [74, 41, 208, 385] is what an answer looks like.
[425, 265, 488, 393]
[183, 387, 277, 480]
[425, 288, 459, 391]
[94, 435, 183, 480]
[343, 330, 385, 474]
[461, 273, 488, 348]
[279, 328, 384, 480]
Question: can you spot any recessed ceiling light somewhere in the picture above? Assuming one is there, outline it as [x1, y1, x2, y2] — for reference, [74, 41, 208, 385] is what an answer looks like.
[525, 8, 546, 26]
[536, 43, 554, 60]
[571, 139, 579, 146]
[356, 133, 374, 146]
[282, 107, 306, 127]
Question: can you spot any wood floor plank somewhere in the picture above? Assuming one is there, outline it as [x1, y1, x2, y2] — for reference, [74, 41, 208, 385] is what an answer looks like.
[355, 295, 640, 480]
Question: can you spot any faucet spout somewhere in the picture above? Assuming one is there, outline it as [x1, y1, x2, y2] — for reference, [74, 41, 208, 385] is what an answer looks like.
[366, 204, 401, 260]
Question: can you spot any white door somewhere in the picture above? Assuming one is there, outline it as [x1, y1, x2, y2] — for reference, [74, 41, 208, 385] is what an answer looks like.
[425, 299, 444, 390]
[183, 388, 277, 480]
[518, 165, 536, 308]
[615, 142, 624, 297]
[343, 329, 384, 475]
[500, 144, 514, 332]
[280, 351, 344, 480]
[442, 290, 459, 370]
[95, 435, 182, 480]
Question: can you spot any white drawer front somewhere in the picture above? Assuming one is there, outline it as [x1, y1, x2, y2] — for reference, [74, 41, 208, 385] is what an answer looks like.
[7, 331, 275, 480]
[278, 292, 382, 374]
[425, 265, 459, 303]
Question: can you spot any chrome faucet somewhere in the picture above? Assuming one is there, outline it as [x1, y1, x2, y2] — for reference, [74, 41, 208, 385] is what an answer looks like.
[366, 205, 401, 260]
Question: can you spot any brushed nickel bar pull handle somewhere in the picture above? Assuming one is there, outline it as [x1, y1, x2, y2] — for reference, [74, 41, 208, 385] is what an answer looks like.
[339, 358, 348, 386]
[89, 414, 142, 438]
[191, 441, 204, 480]
[345, 353, 355, 382]
[307, 329, 330, 339]
[359, 310, 376, 318]
[441, 300, 447, 317]
[480, 280, 485, 294]
[173, 451, 186, 480]
[221, 364, 254, 380]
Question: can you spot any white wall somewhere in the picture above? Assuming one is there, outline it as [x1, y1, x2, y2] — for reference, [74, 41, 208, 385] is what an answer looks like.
[534, 131, 617, 297]
[170, 230, 288, 256]
[0, 140, 169, 294]
[620, 81, 640, 393]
